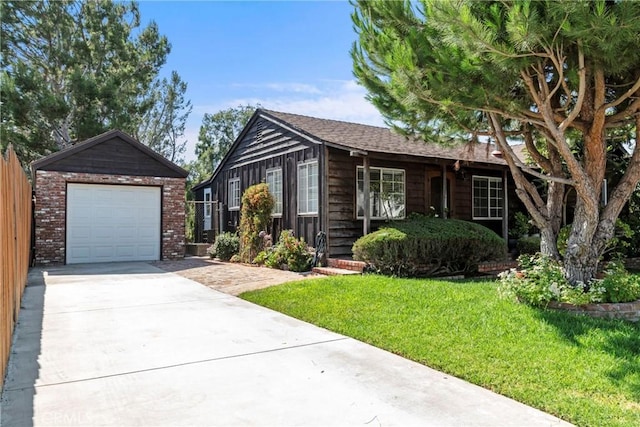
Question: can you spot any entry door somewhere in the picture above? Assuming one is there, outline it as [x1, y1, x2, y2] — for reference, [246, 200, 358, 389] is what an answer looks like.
[66, 184, 161, 264]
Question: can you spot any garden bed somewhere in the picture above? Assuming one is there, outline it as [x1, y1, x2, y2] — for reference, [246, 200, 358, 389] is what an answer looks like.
[547, 299, 640, 322]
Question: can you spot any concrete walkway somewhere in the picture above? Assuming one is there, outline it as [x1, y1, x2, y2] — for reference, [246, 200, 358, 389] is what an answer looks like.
[1, 262, 572, 426]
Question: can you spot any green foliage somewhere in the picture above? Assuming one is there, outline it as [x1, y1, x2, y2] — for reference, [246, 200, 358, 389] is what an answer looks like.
[597, 261, 640, 303]
[254, 230, 312, 272]
[352, 215, 506, 277]
[499, 254, 640, 306]
[209, 232, 239, 262]
[516, 235, 540, 255]
[238, 183, 274, 263]
[243, 275, 640, 427]
[1, 0, 171, 164]
[193, 105, 257, 183]
[509, 211, 531, 239]
[136, 71, 192, 163]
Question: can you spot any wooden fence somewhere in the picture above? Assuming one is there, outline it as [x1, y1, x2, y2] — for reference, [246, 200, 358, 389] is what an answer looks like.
[1, 146, 32, 391]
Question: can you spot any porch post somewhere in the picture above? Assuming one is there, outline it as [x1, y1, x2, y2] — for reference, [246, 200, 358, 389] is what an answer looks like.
[363, 155, 370, 235]
[502, 169, 509, 241]
[441, 164, 448, 219]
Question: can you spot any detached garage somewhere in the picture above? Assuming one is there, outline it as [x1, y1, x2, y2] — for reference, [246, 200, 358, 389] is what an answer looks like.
[32, 130, 188, 265]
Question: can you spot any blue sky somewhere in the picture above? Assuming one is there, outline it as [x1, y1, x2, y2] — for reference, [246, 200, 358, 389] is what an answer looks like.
[137, 0, 385, 161]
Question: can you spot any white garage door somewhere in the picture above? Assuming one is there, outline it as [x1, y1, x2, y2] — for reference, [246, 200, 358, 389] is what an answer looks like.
[66, 184, 161, 264]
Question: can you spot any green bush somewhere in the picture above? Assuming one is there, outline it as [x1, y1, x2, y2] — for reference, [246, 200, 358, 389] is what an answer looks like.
[516, 236, 541, 255]
[352, 216, 506, 277]
[211, 232, 240, 261]
[597, 261, 640, 303]
[498, 254, 640, 306]
[238, 183, 274, 263]
[254, 230, 312, 272]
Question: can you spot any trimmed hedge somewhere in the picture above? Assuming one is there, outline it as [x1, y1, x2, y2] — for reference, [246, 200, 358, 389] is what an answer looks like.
[211, 232, 240, 261]
[517, 236, 541, 255]
[352, 216, 506, 277]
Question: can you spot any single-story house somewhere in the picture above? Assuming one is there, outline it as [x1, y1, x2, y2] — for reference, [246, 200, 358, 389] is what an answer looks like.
[193, 109, 525, 258]
[32, 129, 188, 265]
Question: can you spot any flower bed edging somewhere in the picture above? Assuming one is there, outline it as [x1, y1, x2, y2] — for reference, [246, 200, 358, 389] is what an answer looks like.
[547, 300, 640, 322]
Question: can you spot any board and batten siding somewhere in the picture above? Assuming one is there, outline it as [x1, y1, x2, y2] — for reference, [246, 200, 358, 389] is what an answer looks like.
[208, 117, 323, 246]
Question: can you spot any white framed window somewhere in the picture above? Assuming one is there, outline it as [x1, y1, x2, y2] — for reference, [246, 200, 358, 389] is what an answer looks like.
[228, 178, 240, 210]
[473, 176, 503, 219]
[357, 167, 405, 220]
[266, 167, 283, 216]
[203, 188, 212, 218]
[298, 161, 318, 215]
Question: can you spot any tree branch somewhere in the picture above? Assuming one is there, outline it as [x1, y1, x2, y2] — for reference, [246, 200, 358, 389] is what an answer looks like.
[559, 43, 586, 131]
[603, 76, 640, 111]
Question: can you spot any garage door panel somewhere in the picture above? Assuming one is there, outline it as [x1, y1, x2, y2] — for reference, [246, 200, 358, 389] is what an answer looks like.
[67, 184, 161, 264]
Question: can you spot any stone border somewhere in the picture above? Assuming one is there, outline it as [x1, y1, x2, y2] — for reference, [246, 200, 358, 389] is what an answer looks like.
[547, 300, 640, 322]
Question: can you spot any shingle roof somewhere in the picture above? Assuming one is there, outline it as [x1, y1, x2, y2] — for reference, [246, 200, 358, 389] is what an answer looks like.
[261, 109, 507, 166]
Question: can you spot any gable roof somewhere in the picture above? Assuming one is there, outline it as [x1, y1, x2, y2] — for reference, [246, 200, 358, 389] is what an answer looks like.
[193, 108, 508, 190]
[32, 129, 188, 178]
[261, 109, 507, 166]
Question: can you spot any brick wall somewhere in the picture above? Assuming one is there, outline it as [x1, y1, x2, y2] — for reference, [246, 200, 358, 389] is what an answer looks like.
[34, 170, 186, 265]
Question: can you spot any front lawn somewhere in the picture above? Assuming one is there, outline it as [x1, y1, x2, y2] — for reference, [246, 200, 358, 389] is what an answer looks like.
[241, 275, 640, 427]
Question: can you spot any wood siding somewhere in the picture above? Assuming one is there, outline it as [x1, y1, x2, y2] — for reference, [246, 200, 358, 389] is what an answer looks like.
[35, 136, 185, 178]
[326, 148, 512, 257]
[203, 118, 322, 246]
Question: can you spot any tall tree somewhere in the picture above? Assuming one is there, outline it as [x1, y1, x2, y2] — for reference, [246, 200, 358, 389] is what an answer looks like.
[192, 104, 256, 183]
[136, 71, 192, 163]
[352, 0, 640, 284]
[0, 0, 170, 163]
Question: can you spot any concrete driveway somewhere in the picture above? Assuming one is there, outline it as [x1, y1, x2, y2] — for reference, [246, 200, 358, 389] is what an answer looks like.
[1, 262, 571, 426]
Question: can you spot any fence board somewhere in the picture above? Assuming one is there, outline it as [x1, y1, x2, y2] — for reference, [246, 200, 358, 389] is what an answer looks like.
[1, 146, 32, 392]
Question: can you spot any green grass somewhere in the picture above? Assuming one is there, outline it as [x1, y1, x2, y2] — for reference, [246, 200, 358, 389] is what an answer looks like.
[241, 275, 640, 427]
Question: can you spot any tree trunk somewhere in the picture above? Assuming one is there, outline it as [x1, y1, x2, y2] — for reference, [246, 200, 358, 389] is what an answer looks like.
[539, 226, 560, 259]
[562, 201, 609, 285]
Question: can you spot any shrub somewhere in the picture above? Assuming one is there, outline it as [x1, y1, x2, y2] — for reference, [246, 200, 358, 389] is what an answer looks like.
[254, 230, 312, 272]
[352, 215, 506, 277]
[498, 254, 640, 306]
[211, 232, 240, 261]
[238, 183, 274, 263]
[516, 236, 541, 255]
[597, 261, 640, 303]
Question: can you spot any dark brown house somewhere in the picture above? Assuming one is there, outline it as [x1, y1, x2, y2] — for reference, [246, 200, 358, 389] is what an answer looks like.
[32, 130, 188, 265]
[193, 109, 522, 258]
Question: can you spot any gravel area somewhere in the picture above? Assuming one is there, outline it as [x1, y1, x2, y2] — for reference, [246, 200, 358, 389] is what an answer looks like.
[151, 256, 314, 295]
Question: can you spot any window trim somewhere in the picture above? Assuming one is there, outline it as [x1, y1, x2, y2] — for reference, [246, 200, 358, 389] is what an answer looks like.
[297, 160, 319, 216]
[266, 167, 283, 217]
[356, 166, 406, 220]
[228, 177, 241, 211]
[472, 175, 503, 220]
[203, 188, 212, 218]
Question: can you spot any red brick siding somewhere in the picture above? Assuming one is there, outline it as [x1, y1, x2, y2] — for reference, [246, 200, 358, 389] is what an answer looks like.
[34, 170, 186, 265]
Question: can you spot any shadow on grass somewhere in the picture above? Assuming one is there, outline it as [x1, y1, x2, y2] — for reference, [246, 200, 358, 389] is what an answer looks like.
[535, 308, 640, 400]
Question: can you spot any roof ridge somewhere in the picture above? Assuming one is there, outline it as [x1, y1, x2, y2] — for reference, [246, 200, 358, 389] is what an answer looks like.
[261, 108, 391, 131]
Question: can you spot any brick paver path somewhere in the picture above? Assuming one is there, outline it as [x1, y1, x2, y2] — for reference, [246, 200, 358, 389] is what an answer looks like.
[152, 257, 313, 295]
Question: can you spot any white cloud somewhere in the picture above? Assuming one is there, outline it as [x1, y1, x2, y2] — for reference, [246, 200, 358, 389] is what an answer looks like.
[184, 79, 386, 161]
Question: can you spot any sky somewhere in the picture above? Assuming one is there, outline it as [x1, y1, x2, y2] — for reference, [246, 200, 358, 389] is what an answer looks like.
[136, 0, 386, 162]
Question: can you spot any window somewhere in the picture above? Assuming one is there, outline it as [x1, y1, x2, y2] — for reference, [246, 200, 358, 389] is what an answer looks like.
[228, 178, 240, 210]
[204, 188, 212, 218]
[473, 176, 503, 219]
[357, 167, 405, 220]
[298, 161, 318, 215]
[266, 168, 283, 216]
